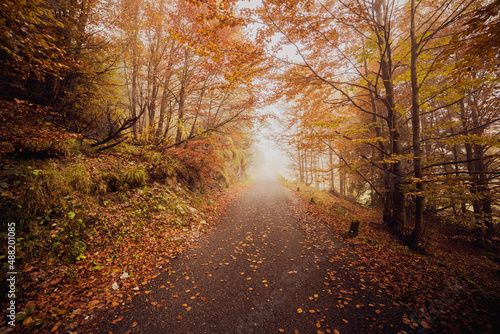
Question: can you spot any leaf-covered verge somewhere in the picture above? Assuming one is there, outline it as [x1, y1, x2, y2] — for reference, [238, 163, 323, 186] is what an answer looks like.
[280, 177, 500, 333]
[0, 101, 252, 333]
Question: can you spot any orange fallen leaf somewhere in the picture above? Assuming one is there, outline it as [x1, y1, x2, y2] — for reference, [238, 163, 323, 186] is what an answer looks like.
[297, 308, 303, 314]
[111, 316, 123, 324]
[177, 315, 182, 320]
[132, 321, 138, 327]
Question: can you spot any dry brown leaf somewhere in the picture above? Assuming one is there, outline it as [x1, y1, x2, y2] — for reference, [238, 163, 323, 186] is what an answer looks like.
[22, 317, 34, 326]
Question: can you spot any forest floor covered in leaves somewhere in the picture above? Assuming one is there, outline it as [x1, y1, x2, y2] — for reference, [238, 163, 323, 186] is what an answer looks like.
[288, 180, 500, 333]
[82, 177, 412, 334]
[1, 173, 499, 333]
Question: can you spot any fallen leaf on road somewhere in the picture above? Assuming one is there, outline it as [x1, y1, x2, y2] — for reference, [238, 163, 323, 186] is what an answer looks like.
[111, 316, 123, 324]
[297, 308, 303, 314]
[132, 322, 138, 327]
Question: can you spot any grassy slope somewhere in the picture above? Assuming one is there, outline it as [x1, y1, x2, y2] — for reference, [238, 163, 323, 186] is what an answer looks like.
[0, 142, 250, 333]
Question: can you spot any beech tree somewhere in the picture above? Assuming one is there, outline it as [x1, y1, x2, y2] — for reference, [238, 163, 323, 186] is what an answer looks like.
[256, 0, 498, 244]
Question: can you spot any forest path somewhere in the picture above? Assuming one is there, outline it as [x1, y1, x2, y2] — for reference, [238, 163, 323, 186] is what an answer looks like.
[85, 177, 410, 334]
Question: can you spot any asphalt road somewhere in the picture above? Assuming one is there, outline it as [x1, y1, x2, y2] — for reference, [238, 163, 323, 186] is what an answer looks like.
[84, 177, 411, 334]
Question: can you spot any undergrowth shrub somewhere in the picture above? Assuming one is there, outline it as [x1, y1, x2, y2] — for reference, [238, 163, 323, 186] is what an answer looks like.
[22, 165, 72, 217]
[121, 165, 147, 189]
[63, 163, 92, 194]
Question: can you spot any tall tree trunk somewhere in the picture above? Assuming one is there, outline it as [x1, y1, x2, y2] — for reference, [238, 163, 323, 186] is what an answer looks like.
[410, 0, 425, 243]
[299, 149, 305, 184]
[460, 98, 494, 236]
[156, 76, 171, 139]
[339, 167, 345, 197]
[329, 147, 335, 192]
[130, 1, 140, 139]
[375, 0, 406, 233]
[175, 48, 190, 144]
